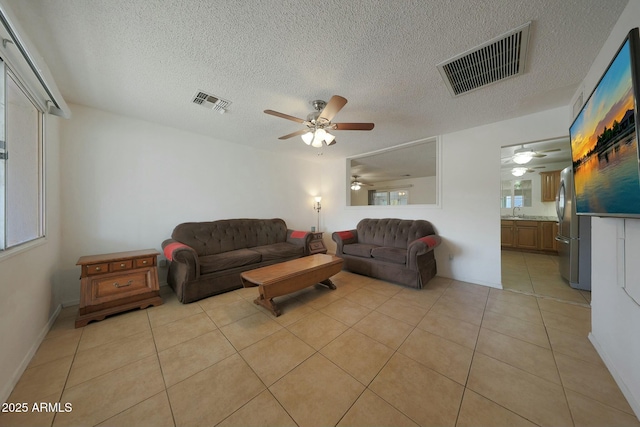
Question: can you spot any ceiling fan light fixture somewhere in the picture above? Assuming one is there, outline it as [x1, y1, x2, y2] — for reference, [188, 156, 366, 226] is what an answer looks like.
[351, 182, 361, 191]
[512, 167, 528, 177]
[513, 150, 535, 164]
[311, 132, 323, 148]
[301, 131, 313, 145]
[324, 132, 336, 144]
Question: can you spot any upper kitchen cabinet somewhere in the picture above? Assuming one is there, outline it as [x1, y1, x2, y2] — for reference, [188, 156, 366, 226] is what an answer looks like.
[540, 170, 561, 202]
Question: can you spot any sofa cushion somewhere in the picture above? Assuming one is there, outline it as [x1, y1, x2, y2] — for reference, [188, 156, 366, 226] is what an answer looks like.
[343, 243, 378, 258]
[199, 249, 262, 274]
[371, 247, 407, 265]
[252, 242, 304, 261]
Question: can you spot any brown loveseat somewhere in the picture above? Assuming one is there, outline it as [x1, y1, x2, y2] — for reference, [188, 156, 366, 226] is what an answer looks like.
[332, 218, 441, 288]
[162, 218, 312, 303]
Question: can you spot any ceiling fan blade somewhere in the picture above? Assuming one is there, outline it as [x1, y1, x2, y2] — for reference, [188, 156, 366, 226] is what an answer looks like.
[264, 109, 306, 123]
[532, 153, 547, 158]
[319, 95, 347, 121]
[541, 148, 561, 153]
[278, 129, 309, 140]
[333, 122, 375, 131]
[326, 138, 337, 146]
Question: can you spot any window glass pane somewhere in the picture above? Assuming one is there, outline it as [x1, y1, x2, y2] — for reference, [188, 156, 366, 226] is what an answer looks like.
[501, 180, 512, 208]
[502, 179, 532, 209]
[372, 191, 388, 205]
[513, 180, 532, 207]
[390, 190, 408, 205]
[5, 72, 42, 247]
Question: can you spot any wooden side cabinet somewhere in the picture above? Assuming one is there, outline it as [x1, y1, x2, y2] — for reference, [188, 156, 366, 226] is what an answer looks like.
[308, 232, 328, 255]
[75, 249, 162, 328]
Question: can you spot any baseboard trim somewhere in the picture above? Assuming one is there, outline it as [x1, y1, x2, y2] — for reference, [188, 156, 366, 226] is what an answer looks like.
[589, 332, 640, 420]
[0, 304, 61, 404]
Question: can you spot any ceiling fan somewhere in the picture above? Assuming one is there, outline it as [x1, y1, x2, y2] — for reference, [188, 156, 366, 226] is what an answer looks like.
[264, 95, 374, 148]
[511, 165, 545, 176]
[350, 175, 371, 190]
[511, 145, 561, 164]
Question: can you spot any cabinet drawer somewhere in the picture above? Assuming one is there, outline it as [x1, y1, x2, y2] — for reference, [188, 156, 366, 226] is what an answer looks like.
[86, 263, 109, 275]
[110, 260, 133, 271]
[92, 271, 151, 302]
[135, 257, 154, 268]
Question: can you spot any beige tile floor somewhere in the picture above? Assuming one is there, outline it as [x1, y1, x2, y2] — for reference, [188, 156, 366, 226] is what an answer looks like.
[2, 270, 639, 427]
[501, 250, 592, 304]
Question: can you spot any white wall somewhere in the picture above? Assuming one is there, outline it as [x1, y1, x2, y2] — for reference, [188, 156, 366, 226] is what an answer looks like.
[581, 0, 640, 417]
[322, 106, 570, 287]
[57, 104, 322, 305]
[0, 115, 62, 403]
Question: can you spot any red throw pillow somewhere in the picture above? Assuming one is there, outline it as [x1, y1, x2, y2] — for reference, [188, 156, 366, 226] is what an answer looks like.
[163, 242, 191, 261]
[418, 236, 439, 248]
[336, 230, 355, 240]
[290, 230, 307, 239]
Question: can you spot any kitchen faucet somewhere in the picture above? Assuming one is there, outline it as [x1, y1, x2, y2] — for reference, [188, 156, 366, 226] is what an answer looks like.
[512, 206, 521, 217]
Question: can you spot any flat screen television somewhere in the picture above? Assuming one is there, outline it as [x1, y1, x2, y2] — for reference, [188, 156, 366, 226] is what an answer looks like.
[570, 27, 640, 217]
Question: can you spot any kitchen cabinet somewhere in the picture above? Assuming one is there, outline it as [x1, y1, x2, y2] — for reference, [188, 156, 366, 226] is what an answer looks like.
[539, 221, 558, 251]
[501, 221, 515, 247]
[501, 219, 558, 253]
[540, 170, 561, 202]
[514, 220, 539, 250]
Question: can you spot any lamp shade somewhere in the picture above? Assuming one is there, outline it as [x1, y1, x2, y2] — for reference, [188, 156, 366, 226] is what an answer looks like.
[324, 132, 336, 144]
[301, 131, 313, 145]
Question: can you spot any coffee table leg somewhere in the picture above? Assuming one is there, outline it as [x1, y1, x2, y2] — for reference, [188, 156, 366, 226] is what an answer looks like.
[319, 278, 337, 290]
[254, 295, 282, 317]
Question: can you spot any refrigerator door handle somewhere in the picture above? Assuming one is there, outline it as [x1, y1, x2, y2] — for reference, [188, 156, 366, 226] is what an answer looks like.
[555, 235, 571, 244]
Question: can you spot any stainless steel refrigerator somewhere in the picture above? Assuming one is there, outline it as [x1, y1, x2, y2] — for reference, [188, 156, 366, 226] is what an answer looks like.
[555, 167, 591, 290]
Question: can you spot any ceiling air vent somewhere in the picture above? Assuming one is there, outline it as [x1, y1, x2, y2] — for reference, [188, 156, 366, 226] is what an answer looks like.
[437, 21, 531, 97]
[192, 90, 231, 113]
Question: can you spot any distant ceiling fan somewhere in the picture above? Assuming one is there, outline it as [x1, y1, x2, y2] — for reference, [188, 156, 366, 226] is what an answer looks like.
[511, 165, 545, 176]
[350, 175, 371, 190]
[264, 95, 374, 148]
[511, 145, 561, 164]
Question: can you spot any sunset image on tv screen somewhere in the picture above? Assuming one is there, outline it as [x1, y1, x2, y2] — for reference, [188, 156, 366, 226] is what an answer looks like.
[570, 38, 640, 215]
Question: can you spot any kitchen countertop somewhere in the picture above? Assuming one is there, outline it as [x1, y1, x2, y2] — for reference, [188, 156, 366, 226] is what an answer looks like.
[501, 215, 558, 222]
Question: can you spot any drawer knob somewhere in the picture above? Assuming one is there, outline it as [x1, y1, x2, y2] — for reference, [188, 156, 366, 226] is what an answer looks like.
[113, 280, 133, 288]
[120, 263, 126, 268]
[142, 260, 148, 264]
[95, 267, 101, 271]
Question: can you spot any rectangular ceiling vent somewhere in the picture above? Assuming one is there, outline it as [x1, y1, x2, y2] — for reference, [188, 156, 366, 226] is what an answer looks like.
[437, 21, 531, 97]
[192, 90, 231, 113]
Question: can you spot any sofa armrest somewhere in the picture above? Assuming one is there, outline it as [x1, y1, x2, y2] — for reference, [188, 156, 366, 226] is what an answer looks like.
[162, 239, 200, 280]
[331, 229, 358, 255]
[407, 235, 441, 269]
[286, 230, 313, 255]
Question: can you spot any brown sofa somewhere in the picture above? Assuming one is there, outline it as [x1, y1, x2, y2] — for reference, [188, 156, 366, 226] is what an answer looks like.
[162, 218, 312, 303]
[332, 218, 441, 288]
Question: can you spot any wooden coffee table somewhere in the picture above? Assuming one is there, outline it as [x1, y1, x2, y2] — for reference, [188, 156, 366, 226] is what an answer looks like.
[240, 254, 343, 316]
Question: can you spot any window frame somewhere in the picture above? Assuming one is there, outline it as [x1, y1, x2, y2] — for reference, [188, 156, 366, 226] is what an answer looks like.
[0, 58, 47, 255]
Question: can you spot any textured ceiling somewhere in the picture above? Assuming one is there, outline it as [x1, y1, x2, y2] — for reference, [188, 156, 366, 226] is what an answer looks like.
[5, 0, 628, 161]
